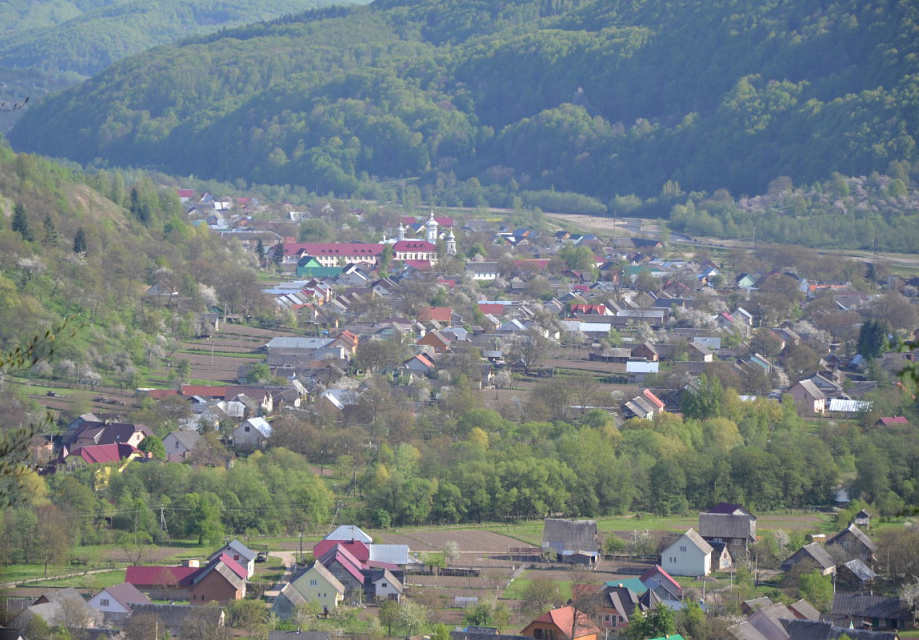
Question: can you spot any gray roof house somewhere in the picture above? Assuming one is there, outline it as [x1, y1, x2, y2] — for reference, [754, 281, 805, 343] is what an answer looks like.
[542, 518, 599, 563]
[826, 523, 877, 564]
[830, 593, 915, 631]
[781, 543, 836, 575]
[698, 502, 757, 556]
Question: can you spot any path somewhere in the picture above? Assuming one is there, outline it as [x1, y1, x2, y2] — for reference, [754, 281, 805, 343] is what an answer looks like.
[0, 567, 119, 591]
[263, 551, 297, 598]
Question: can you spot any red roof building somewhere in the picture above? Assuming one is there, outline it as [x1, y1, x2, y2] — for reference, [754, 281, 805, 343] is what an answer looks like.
[521, 606, 602, 640]
[312, 540, 370, 564]
[66, 443, 142, 466]
[418, 307, 452, 323]
[477, 303, 506, 316]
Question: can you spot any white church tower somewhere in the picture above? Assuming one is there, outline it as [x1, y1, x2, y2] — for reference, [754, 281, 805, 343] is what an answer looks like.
[425, 211, 438, 243]
[446, 229, 457, 256]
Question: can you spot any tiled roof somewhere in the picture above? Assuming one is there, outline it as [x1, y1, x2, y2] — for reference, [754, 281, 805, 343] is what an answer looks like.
[70, 443, 140, 465]
[125, 565, 198, 587]
[312, 539, 369, 563]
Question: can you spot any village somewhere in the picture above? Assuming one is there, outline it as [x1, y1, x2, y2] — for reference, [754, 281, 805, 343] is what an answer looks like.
[3, 187, 919, 640]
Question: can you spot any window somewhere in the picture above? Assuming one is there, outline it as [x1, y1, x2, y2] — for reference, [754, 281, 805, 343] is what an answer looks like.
[245, 426, 251, 432]
[100, 599, 110, 606]
[310, 579, 318, 586]
[680, 546, 687, 552]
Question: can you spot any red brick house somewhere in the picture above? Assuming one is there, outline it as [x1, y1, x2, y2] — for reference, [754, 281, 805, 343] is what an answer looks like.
[417, 330, 451, 354]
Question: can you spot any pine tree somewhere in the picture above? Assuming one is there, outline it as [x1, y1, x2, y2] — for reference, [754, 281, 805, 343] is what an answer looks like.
[42, 214, 59, 245]
[73, 227, 87, 255]
[11, 203, 33, 241]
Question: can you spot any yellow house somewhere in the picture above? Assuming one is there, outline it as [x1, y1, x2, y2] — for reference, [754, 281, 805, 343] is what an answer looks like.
[291, 562, 346, 612]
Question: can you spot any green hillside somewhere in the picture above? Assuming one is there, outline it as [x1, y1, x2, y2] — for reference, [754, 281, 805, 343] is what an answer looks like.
[9, 0, 919, 205]
[0, 0, 370, 78]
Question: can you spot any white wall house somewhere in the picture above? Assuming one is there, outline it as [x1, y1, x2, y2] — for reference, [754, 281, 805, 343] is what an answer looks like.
[661, 528, 713, 577]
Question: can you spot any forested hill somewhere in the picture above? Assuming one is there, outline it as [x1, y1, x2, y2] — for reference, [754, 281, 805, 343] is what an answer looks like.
[9, 0, 919, 202]
[0, 0, 369, 78]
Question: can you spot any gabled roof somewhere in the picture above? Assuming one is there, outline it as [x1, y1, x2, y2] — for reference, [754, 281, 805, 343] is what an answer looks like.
[832, 593, 913, 621]
[68, 443, 140, 465]
[788, 598, 821, 621]
[312, 539, 369, 563]
[125, 565, 199, 587]
[97, 582, 152, 609]
[294, 561, 346, 595]
[166, 430, 202, 450]
[542, 519, 598, 554]
[706, 502, 755, 517]
[524, 606, 602, 640]
[318, 545, 365, 584]
[781, 619, 900, 640]
[781, 542, 835, 571]
[640, 565, 682, 596]
[827, 523, 877, 553]
[127, 603, 224, 633]
[211, 539, 257, 563]
[670, 528, 713, 555]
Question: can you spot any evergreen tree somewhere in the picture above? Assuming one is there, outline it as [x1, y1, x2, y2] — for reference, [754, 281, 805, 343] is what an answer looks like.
[73, 227, 87, 254]
[256, 238, 266, 266]
[42, 214, 59, 245]
[11, 203, 33, 241]
[858, 318, 890, 359]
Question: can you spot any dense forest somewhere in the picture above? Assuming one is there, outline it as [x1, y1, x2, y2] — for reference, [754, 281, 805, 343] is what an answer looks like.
[9, 0, 919, 226]
[0, 0, 368, 78]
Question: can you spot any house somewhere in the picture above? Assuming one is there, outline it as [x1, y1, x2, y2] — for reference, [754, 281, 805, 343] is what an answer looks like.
[271, 582, 309, 619]
[541, 519, 599, 563]
[831, 593, 915, 631]
[62, 420, 152, 449]
[639, 566, 682, 601]
[209, 539, 257, 579]
[404, 353, 436, 376]
[417, 330, 451, 354]
[709, 541, 733, 571]
[290, 562, 347, 612]
[325, 525, 373, 544]
[687, 342, 714, 362]
[622, 389, 666, 420]
[855, 509, 872, 529]
[127, 603, 225, 638]
[661, 529, 713, 577]
[125, 563, 200, 600]
[698, 502, 757, 557]
[232, 417, 272, 449]
[826, 524, 877, 564]
[9, 588, 102, 632]
[781, 619, 901, 640]
[788, 599, 821, 621]
[786, 380, 826, 416]
[598, 584, 660, 632]
[312, 539, 370, 564]
[520, 606, 602, 640]
[837, 559, 878, 590]
[733, 602, 798, 640]
[62, 442, 145, 471]
[631, 342, 659, 362]
[780, 543, 836, 576]
[162, 430, 202, 462]
[187, 553, 248, 604]
[467, 262, 500, 281]
[369, 569, 404, 602]
[88, 582, 151, 623]
[875, 417, 909, 429]
[317, 545, 366, 602]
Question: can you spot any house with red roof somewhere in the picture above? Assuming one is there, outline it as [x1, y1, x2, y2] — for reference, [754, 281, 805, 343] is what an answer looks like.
[639, 565, 682, 601]
[477, 303, 507, 317]
[875, 416, 910, 428]
[521, 605, 602, 640]
[125, 553, 247, 604]
[63, 443, 145, 471]
[317, 545, 365, 602]
[418, 307, 452, 324]
[312, 540, 370, 564]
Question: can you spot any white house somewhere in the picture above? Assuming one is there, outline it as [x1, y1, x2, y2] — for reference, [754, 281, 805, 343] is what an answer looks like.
[661, 528, 713, 577]
[232, 417, 272, 448]
[371, 569, 403, 602]
[87, 582, 151, 623]
[209, 539, 257, 579]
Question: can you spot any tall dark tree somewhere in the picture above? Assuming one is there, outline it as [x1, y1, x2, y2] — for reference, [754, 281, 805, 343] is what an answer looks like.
[72, 227, 87, 254]
[11, 203, 33, 241]
[858, 318, 890, 359]
[42, 214, 59, 245]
